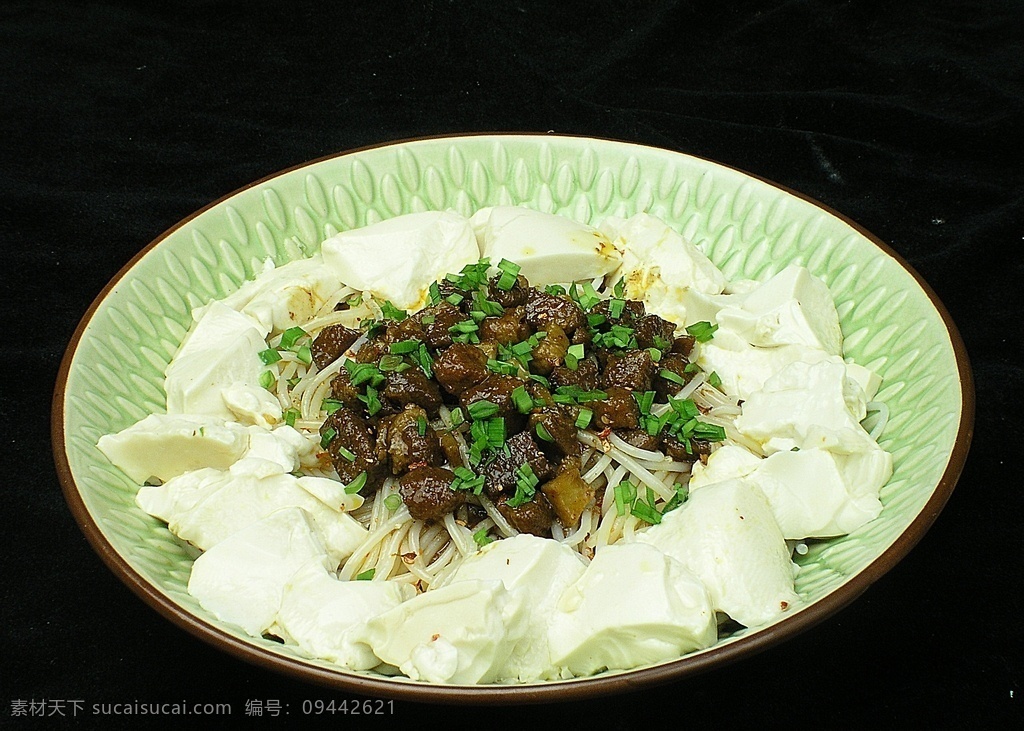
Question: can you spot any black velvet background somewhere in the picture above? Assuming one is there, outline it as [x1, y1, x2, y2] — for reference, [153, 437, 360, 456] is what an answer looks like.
[4, 0, 1022, 726]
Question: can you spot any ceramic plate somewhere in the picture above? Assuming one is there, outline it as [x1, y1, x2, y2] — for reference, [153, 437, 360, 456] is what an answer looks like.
[53, 134, 973, 703]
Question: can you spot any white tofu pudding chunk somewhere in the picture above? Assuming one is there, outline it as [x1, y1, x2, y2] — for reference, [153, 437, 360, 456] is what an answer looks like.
[636, 479, 799, 628]
[548, 542, 717, 677]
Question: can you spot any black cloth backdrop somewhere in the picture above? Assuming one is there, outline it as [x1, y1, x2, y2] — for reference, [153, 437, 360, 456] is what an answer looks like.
[3, 0, 1021, 726]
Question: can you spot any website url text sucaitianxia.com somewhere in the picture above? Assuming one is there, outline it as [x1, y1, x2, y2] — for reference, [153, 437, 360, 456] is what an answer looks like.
[10, 698, 396, 718]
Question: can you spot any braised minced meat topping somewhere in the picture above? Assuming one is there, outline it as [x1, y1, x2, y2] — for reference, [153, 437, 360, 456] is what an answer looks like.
[316, 259, 724, 535]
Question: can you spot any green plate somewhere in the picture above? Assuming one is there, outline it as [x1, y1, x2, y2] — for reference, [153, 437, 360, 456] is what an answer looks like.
[53, 134, 973, 704]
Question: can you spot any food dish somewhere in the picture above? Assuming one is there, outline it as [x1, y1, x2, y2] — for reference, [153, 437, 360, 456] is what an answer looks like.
[54, 134, 972, 701]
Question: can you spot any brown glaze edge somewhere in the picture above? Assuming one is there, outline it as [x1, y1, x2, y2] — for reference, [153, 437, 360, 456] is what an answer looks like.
[51, 132, 975, 706]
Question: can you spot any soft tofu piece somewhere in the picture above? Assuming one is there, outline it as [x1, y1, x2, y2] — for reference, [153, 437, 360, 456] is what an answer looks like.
[691, 446, 891, 539]
[276, 560, 414, 670]
[734, 359, 876, 455]
[242, 424, 312, 475]
[321, 211, 478, 310]
[187, 507, 333, 637]
[636, 479, 799, 628]
[470, 206, 620, 287]
[97, 413, 250, 484]
[199, 254, 346, 336]
[447, 534, 588, 682]
[164, 301, 271, 422]
[357, 579, 528, 684]
[221, 384, 284, 428]
[716, 265, 843, 355]
[751, 448, 889, 538]
[689, 444, 763, 489]
[601, 212, 727, 326]
[136, 461, 366, 564]
[547, 542, 717, 677]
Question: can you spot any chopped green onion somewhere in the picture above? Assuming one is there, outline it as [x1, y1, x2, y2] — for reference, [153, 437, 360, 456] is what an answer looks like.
[389, 339, 420, 354]
[587, 312, 607, 328]
[320, 427, 337, 449]
[487, 359, 520, 377]
[545, 284, 567, 296]
[575, 408, 593, 429]
[659, 368, 688, 387]
[608, 298, 626, 320]
[647, 347, 662, 362]
[692, 421, 727, 442]
[358, 385, 382, 416]
[415, 343, 434, 378]
[535, 423, 554, 442]
[335, 444, 356, 462]
[653, 335, 671, 351]
[296, 344, 312, 365]
[355, 568, 375, 581]
[343, 471, 367, 494]
[663, 484, 688, 513]
[473, 528, 494, 547]
[283, 408, 300, 427]
[446, 292, 464, 306]
[564, 343, 585, 371]
[420, 314, 436, 325]
[380, 300, 407, 321]
[613, 277, 626, 298]
[631, 499, 662, 525]
[417, 415, 428, 437]
[384, 494, 403, 511]
[259, 348, 282, 365]
[613, 480, 637, 516]
[495, 259, 522, 290]
[449, 407, 465, 427]
[511, 385, 534, 414]
[259, 370, 276, 390]
[685, 321, 718, 343]
[467, 400, 500, 421]
[633, 390, 656, 415]
[507, 462, 539, 507]
[428, 282, 442, 306]
[707, 371, 723, 389]
[280, 326, 308, 350]
[378, 354, 405, 372]
[529, 373, 551, 388]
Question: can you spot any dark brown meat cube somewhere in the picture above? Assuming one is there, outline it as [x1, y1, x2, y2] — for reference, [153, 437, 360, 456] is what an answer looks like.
[382, 405, 442, 474]
[433, 343, 489, 397]
[415, 301, 464, 350]
[328, 368, 363, 411]
[478, 306, 530, 345]
[399, 466, 465, 522]
[310, 324, 361, 369]
[460, 374, 528, 425]
[496, 492, 555, 537]
[353, 336, 389, 364]
[653, 352, 693, 401]
[550, 356, 601, 392]
[633, 314, 676, 350]
[615, 428, 661, 452]
[661, 434, 713, 464]
[587, 386, 640, 430]
[525, 289, 586, 337]
[484, 430, 552, 497]
[528, 407, 581, 462]
[488, 274, 530, 308]
[591, 297, 645, 326]
[382, 368, 443, 416]
[320, 407, 387, 496]
[670, 334, 696, 358]
[530, 323, 569, 375]
[384, 316, 424, 345]
[601, 349, 656, 392]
